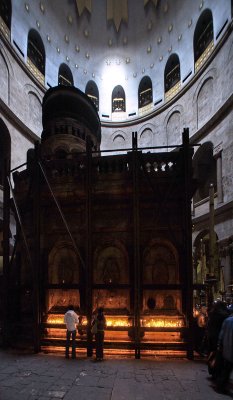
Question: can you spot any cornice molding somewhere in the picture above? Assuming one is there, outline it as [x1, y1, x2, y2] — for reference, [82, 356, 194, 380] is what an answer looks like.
[192, 200, 233, 226]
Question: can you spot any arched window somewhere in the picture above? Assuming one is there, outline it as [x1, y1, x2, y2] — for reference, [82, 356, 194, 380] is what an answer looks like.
[0, 0, 11, 31]
[193, 142, 217, 203]
[164, 54, 181, 97]
[112, 85, 125, 112]
[138, 76, 152, 109]
[27, 29, 45, 82]
[85, 80, 99, 111]
[58, 63, 73, 86]
[194, 9, 214, 71]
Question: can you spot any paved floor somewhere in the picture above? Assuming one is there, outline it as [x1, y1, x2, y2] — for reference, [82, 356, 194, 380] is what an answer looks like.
[0, 349, 232, 400]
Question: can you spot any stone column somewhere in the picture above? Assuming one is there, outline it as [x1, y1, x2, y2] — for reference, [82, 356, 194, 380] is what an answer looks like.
[214, 143, 223, 204]
[209, 184, 215, 276]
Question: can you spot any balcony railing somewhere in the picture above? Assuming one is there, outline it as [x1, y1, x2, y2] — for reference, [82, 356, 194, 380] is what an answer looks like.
[195, 40, 214, 72]
[27, 57, 45, 85]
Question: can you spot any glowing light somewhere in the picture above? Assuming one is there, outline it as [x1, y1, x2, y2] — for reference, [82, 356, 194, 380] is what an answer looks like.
[46, 315, 184, 328]
[46, 315, 131, 327]
[106, 317, 132, 327]
[47, 314, 87, 325]
[141, 317, 184, 328]
[102, 62, 127, 86]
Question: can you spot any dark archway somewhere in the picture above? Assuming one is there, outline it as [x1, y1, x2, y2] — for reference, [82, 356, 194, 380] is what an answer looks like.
[194, 9, 213, 64]
[164, 53, 180, 93]
[58, 63, 74, 86]
[27, 29, 45, 75]
[112, 85, 126, 112]
[138, 76, 153, 109]
[85, 80, 99, 111]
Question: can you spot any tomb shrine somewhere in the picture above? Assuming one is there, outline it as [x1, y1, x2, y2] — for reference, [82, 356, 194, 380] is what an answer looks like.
[4, 85, 196, 358]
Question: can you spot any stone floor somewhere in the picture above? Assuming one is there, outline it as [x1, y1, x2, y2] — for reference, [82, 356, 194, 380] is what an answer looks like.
[0, 349, 232, 400]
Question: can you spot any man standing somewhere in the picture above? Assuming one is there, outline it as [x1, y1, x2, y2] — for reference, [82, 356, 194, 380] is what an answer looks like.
[64, 305, 79, 359]
[216, 315, 233, 393]
[92, 307, 106, 361]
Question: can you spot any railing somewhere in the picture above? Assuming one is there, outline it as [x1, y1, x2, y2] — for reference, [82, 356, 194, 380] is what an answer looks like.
[27, 57, 45, 85]
[41, 150, 183, 179]
[138, 102, 153, 117]
[165, 81, 181, 102]
[195, 40, 214, 72]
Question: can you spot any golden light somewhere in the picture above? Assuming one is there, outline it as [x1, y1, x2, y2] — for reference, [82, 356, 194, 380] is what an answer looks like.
[46, 314, 87, 325]
[141, 317, 185, 328]
[106, 317, 132, 327]
[46, 314, 131, 327]
[46, 314, 184, 328]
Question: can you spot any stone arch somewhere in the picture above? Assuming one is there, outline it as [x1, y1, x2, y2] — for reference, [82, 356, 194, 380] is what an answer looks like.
[0, 50, 10, 105]
[143, 239, 179, 285]
[164, 105, 184, 147]
[138, 123, 155, 149]
[143, 239, 181, 313]
[92, 240, 130, 311]
[27, 91, 43, 135]
[93, 240, 129, 284]
[166, 111, 182, 147]
[197, 77, 214, 128]
[138, 127, 153, 149]
[113, 134, 125, 143]
[192, 68, 216, 130]
[48, 241, 80, 285]
[112, 130, 129, 152]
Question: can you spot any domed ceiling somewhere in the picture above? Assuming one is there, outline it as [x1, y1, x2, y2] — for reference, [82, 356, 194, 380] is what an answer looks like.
[19, 0, 203, 84]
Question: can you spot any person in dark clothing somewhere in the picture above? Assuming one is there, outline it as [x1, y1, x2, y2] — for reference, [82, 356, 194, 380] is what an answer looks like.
[92, 307, 106, 361]
[193, 306, 208, 355]
[215, 316, 233, 393]
[206, 301, 230, 379]
[207, 301, 230, 352]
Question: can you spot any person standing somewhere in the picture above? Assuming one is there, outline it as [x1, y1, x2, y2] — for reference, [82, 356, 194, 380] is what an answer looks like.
[207, 300, 229, 352]
[206, 301, 229, 378]
[215, 315, 233, 393]
[92, 307, 106, 361]
[64, 304, 79, 359]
